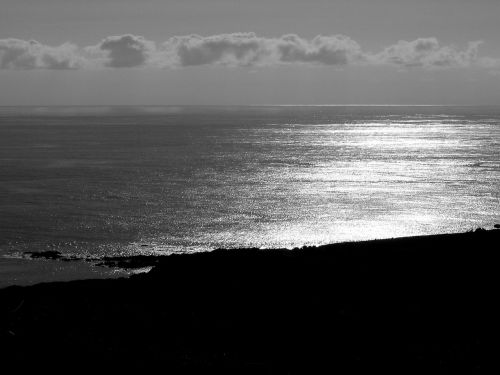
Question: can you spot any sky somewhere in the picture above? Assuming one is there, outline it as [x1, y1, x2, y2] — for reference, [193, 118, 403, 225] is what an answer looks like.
[1, 0, 499, 105]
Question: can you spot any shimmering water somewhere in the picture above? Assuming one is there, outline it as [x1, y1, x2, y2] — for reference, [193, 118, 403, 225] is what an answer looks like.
[0, 105, 499, 259]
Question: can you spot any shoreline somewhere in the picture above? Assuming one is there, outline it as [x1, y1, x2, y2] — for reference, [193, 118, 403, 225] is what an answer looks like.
[4, 226, 497, 286]
[0, 229, 490, 372]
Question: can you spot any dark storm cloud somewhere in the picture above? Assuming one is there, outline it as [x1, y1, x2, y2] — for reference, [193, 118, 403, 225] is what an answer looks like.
[1, 34, 498, 71]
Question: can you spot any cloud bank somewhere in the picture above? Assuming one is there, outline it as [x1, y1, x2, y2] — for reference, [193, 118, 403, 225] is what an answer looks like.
[87, 34, 156, 68]
[164, 33, 365, 67]
[1, 33, 498, 71]
[0, 38, 82, 69]
[373, 38, 482, 68]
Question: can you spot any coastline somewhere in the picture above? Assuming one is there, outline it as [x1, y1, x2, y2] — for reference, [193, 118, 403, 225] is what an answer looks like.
[0, 229, 490, 372]
[0, 257, 133, 289]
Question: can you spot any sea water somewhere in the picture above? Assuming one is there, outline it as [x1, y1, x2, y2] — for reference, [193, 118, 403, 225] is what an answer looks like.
[1, 106, 499, 262]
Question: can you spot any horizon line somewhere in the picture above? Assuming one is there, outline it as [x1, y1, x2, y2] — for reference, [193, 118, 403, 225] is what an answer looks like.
[1, 104, 497, 108]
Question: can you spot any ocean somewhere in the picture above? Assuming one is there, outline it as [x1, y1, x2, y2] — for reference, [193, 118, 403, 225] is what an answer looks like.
[0, 105, 499, 283]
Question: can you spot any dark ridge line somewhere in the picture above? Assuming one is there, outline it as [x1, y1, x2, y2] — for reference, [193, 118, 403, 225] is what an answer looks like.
[16, 226, 499, 273]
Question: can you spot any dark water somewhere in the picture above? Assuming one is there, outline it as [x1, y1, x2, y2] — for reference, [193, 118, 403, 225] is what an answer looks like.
[0, 106, 499, 260]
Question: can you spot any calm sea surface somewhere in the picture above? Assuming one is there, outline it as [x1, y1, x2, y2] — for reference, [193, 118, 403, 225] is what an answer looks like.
[1, 106, 499, 259]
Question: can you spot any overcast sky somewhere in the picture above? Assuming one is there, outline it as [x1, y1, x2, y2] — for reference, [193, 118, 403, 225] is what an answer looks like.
[1, 0, 499, 105]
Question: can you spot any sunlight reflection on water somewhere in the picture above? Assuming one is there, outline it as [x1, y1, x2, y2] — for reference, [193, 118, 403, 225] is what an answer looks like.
[0, 106, 498, 258]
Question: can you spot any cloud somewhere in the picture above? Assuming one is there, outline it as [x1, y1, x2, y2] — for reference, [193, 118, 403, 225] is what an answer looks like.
[88, 34, 157, 68]
[1, 34, 498, 71]
[373, 38, 482, 68]
[165, 33, 264, 67]
[275, 34, 365, 65]
[0, 38, 81, 69]
[476, 56, 500, 70]
[163, 33, 365, 67]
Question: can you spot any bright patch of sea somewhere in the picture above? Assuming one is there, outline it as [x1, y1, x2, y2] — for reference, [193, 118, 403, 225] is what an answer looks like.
[1, 105, 499, 260]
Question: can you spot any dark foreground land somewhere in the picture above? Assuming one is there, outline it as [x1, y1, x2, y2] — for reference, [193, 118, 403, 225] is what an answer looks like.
[0, 230, 489, 373]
